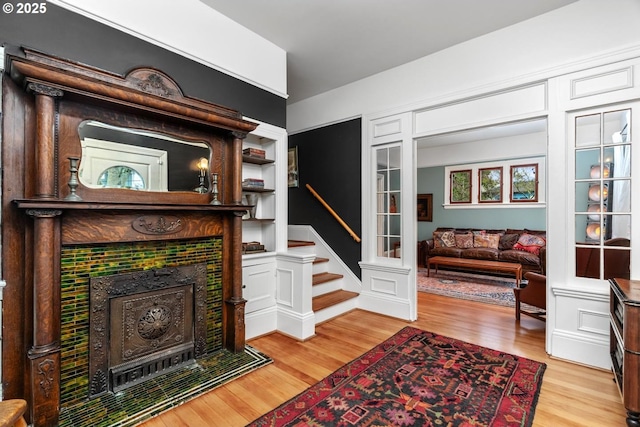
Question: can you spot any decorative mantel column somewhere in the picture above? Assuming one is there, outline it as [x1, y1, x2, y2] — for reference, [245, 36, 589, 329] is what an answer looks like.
[26, 208, 62, 427]
[25, 83, 64, 427]
[28, 83, 62, 200]
[225, 131, 248, 352]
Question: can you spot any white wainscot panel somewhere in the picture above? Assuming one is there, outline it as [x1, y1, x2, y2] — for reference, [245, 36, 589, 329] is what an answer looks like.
[577, 308, 609, 336]
[359, 265, 412, 320]
[371, 276, 398, 295]
[373, 117, 403, 138]
[243, 262, 276, 314]
[555, 58, 640, 109]
[414, 83, 546, 135]
[550, 287, 610, 368]
[571, 66, 634, 100]
[276, 267, 294, 308]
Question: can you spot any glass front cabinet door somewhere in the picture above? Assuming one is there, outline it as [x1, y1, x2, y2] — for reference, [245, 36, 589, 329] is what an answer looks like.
[573, 106, 635, 281]
[376, 145, 401, 259]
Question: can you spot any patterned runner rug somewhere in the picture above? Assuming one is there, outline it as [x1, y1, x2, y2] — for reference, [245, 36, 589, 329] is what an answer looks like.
[417, 268, 524, 308]
[248, 326, 546, 427]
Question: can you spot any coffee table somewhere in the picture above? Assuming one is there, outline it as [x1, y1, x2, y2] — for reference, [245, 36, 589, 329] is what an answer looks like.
[427, 256, 522, 286]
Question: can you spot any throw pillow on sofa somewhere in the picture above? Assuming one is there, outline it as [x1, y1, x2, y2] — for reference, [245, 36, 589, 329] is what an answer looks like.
[474, 233, 500, 248]
[499, 233, 520, 250]
[434, 231, 456, 248]
[513, 233, 546, 255]
[455, 232, 474, 248]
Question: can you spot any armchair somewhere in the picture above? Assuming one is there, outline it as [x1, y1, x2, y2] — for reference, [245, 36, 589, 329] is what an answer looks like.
[514, 272, 547, 322]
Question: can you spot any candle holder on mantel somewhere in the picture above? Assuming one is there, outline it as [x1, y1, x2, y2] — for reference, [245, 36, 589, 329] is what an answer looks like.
[210, 173, 221, 205]
[65, 156, 83, 201]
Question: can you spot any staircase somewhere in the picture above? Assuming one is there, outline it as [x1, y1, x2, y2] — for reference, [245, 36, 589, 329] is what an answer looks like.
[288, 239, 359, 324]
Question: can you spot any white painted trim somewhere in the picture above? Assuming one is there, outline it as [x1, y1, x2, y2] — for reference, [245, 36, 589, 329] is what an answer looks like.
[245, 306, 277, 340]
[287, 225, 361, 293]
[550, 329, 611, 369]
[275, 306, 316, 341]
[357, 290, 413, 321]
[290, 42, 640, 135]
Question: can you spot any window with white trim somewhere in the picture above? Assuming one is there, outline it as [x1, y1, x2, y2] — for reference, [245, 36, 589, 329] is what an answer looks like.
[443, 157, 545, 207]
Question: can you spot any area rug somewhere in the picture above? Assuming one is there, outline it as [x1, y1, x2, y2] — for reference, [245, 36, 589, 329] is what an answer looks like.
[417, 268, 524, 308]
[248, 326, 546, 427]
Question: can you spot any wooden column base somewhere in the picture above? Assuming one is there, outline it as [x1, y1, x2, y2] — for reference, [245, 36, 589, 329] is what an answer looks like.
[27, 350, 60, 427]
[224, 297, 246, 353]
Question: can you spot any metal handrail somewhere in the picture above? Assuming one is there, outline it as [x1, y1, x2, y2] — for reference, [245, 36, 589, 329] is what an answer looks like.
[306, 184, 361, 243]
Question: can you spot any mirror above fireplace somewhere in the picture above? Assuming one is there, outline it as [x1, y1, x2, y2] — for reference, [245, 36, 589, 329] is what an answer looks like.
[78, 120, 211, 192]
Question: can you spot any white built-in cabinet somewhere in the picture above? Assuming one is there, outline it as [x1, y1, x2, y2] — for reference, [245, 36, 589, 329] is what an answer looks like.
[547, 57, 640, 368]
[240, 119, 287, 339]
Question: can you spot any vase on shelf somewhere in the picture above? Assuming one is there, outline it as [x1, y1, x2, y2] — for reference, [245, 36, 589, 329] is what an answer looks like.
[245, 194, 257, 219]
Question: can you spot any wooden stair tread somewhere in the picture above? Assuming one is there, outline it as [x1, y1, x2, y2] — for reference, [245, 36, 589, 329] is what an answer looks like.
[312, 290, 358, 312]
[313, 257, 329, 264]
[287, 240, 315, 248]
[313, 272, 343, 285]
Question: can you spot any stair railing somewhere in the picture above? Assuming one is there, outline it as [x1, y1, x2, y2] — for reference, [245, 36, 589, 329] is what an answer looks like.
[306, 184, 361, 243]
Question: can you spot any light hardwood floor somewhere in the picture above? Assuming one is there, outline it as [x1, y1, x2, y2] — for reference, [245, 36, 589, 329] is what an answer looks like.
[140, 292, 628, 427]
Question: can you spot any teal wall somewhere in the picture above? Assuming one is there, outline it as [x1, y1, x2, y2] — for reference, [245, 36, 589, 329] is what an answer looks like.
[417, 166, 546, 241]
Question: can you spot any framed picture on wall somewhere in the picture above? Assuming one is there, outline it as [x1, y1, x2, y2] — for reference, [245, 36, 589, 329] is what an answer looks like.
[288, 147, 299, 187]
[417, 193, 433, 222]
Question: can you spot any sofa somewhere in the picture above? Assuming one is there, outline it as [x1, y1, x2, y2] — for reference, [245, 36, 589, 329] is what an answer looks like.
[420, 227, 546, 275]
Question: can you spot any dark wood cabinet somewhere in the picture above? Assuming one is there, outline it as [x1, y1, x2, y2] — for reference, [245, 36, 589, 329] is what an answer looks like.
[610, 278, 640, 427]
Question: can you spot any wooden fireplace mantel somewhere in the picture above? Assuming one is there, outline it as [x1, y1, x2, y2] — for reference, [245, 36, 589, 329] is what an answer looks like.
[1, 48, 258, 427]
[14, 199, 250, 212]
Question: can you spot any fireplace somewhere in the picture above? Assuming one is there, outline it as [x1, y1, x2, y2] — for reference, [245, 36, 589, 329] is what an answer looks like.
[1, 49, 259, 426]
[88, 263, 206, 397]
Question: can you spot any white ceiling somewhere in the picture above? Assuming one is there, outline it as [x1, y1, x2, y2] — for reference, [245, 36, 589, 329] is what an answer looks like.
[415, 118, 547, 149]
[200, 0, 578, 104]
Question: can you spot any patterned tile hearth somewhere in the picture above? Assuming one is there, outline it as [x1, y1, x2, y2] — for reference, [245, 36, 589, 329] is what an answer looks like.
[59, 346, 272, 427]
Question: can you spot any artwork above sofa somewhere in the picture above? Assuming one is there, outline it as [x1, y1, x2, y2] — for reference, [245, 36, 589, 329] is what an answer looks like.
[420, 227, 546, 275]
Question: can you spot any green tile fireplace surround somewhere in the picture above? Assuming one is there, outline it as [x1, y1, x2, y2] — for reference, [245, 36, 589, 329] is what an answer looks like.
[57, 237, 270, 427]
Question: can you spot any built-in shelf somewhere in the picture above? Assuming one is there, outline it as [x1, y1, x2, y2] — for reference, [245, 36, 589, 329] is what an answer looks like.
[241, 187, 275, 193]
[242, 155, 274, 165]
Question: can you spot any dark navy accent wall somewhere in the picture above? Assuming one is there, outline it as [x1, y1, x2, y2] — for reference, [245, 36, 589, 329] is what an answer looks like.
[289, 118, 362, 278]
[0, 3, 286, 128]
